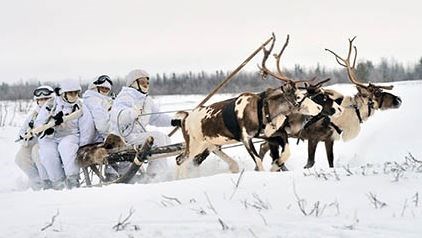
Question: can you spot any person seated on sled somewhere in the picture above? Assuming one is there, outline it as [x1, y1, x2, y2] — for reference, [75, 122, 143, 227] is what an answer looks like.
[35, 79, 95, 190]
[82, 75, 120, 180]
[82, 75, 113, 142]
[110, 69, 177, 182]
[15, 85, 55, 190]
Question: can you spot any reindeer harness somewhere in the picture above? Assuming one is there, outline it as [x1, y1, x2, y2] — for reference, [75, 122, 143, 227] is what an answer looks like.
[351, 95, 375, 124]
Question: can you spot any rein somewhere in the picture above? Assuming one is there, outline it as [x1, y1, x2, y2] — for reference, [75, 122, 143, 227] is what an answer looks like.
[117, 95, 149, 138]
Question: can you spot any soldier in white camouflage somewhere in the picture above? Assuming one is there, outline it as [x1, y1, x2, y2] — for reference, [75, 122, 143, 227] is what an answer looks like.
[15, 85, 55, 190]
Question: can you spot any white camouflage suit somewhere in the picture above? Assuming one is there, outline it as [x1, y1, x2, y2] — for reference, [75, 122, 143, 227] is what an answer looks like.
[110, 86, 172, 180]
[15, 105, 49, 189]
[82, 89, 112, 142]
[35, 96, 95, 185]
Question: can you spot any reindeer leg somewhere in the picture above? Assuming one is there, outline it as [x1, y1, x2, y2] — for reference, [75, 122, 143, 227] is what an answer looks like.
[176, 154, 189, 179]
[243, 138, 264, 171]
[176, 161, 188, 179]
[272, 138, 290, 172]
[279, 132, 290, 171]
[175, 152, 188, 166]
[304, 139, 319, 169]
[278, 143, 290, 172]
[267, 137, 282, 172]
[213, 149, 239, 173]
[269, 142, 280, 165]
[259, 142, 270, 161]
[325, 140, 335, 168]
[267, 131, 289, 172]
[193, 149, 210, 166]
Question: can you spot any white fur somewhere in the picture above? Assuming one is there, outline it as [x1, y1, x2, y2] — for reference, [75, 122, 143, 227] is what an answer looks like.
[235, 95, 252, 119]
[264, 114, 287, 137]
[331, 101, 344, 118]
[331, 96, 373, 142]
[297, 97, 322, 116]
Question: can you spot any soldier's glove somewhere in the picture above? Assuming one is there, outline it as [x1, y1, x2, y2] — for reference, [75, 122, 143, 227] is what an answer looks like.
[44, 128, 55, 135]
[171, 119, 182, 127]
[53, 111, 64, 126]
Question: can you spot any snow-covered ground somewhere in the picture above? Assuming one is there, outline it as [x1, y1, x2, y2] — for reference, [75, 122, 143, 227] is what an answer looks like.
[0, 81, 421, 238]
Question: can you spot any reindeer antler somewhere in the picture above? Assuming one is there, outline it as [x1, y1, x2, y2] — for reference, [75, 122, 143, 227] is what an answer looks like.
[326, 37, 394, 90]
[272, 34, 314, 85]
[258, 33, 291, 82]
[298, 77, 331, 90]
[314, 77, 331, 88]
[325, 37, 368, 88]
[274, 34, 290, 78]
[369, 83, 393, 90]
[259, 33, 319, 86]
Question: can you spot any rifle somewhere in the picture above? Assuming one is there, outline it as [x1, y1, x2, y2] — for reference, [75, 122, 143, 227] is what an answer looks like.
[15, 109, 83, 142]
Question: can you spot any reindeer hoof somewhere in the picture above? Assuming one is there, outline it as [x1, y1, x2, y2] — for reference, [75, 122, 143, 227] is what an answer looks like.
[175, 155, 186, 166]
[280, 164, 289, 171]
[270, 167, 281, 172]
[304, 161, 315, 169]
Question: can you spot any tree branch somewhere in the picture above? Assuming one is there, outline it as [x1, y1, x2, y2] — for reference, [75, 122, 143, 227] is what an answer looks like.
[41, 210, 60, 231]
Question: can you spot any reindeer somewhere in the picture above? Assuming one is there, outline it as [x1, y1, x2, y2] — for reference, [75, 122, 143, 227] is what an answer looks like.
[258, 78, 345, 171]
[175, 35, 323, 177]
[261, 37, 402, 169]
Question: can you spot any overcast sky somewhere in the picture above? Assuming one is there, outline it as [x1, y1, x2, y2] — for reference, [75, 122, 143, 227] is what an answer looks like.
[0, 0, 421, 84]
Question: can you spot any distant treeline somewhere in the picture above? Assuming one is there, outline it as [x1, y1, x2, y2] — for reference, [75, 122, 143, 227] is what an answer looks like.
[1, 57, 422, 100]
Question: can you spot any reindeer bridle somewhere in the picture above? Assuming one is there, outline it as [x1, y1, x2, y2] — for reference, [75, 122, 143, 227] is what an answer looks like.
[280, 85, 307, 108]
[351, 101, 369, 124]
[368, 84, 388, 109]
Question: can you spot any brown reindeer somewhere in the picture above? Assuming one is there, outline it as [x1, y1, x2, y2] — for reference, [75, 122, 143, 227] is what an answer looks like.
[175, 35, 323, 177]
[261, 37, 402, 169]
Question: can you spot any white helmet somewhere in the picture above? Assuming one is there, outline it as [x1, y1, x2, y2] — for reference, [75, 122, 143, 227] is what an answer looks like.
[125, 69, 149, 86]
[125, 69, 150, 93]
[88, 75, 112, 90]
[33, 85, 55, 100]
[59, 79, 82, 94]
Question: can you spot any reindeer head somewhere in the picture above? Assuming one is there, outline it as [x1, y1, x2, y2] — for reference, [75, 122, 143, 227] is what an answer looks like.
[259, 34, 322, 116]
[356, 83, 402, 110]
[325, 37, 402, 111]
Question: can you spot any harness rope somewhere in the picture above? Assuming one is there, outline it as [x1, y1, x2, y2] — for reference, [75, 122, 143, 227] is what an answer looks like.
[351, 96, 375, 124]
[116, 95, 194, 138]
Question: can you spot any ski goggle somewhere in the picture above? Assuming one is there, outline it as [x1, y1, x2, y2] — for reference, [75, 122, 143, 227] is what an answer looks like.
[93, 75, 113, 86]
[33, 88, 54, 97]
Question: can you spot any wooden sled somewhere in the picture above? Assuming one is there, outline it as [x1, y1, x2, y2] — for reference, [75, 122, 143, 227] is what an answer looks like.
[76, 134, 185, 187]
